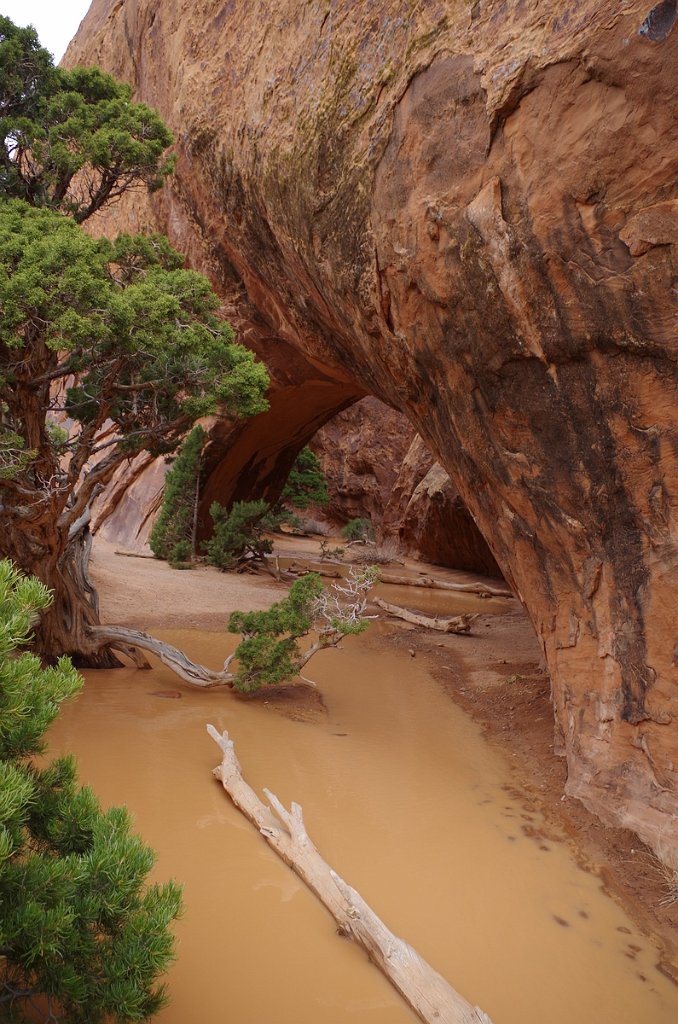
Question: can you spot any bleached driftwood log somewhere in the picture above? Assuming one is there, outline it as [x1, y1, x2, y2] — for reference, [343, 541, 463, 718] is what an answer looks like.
[378, 573, 513, 599]
[284, 563, 513, 599]
[207, 725, 495, 1024]
[374, 598, 478, 633]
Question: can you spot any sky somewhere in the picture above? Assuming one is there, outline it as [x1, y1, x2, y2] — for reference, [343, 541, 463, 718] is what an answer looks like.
[2, 0, 92, 62]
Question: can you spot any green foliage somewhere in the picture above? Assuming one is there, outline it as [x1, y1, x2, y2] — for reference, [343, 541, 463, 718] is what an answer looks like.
[0, 199, 268, 555]
[280, 447, 329, 511]
[228, 574, 324, 692]
[0, 203, 268, 444]
[0, 17, 174, 222]
[150, 425, 206, 567]
[203, 500, 278, 570]
[0, 427, 35, 480]
[0, 560, 182, 1022]
[226, 568, 378, 693]
[0, 17, 269, 662]
[0, 19, 58, 121]
[340, 517, 375, 542]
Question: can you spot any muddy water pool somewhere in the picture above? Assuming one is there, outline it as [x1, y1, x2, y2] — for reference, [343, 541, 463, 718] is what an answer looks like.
[47, 626, 678, 1024]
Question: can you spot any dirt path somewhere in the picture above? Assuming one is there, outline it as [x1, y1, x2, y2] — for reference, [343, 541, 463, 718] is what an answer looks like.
[91, 538, 286, 630]
[90, 536, 678, 972]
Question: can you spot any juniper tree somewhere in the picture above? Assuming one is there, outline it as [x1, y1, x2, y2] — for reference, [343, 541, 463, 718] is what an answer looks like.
[279, 447, 329, 512]
[201, 450, 329, 572]
[149, 425, 207, 566]
[0, 19, 269, 664]
[94, 569, 379, 693]
[203, 499, 278, 571]
[0, 17, 174, 221]
[0, 201, 268, 664]
[0, 560, 182, 1022]
[228, 568, 377, 692]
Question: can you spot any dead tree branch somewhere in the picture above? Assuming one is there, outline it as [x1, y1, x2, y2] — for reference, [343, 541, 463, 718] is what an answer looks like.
[207, 725, 496, 1024]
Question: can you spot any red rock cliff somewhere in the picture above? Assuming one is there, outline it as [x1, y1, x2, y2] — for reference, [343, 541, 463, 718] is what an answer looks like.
[67, 0, 678, 862]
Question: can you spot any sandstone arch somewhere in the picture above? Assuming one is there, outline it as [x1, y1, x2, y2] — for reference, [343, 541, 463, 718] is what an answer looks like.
[68, 0, 678, 859]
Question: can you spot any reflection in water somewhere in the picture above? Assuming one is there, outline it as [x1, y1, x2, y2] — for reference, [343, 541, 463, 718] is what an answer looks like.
[46, 628, 678, 1024]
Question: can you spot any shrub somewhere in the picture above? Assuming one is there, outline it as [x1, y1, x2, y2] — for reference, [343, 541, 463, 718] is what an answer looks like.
[340, 517, 375, 543]
[280, 447, 329, 511]
[228, 568, 378, 692]
[204, 499, 279, 570]
[351, 537, 402, 565]
[0, 560, 182, 1022]
[319, 539, 345, 561]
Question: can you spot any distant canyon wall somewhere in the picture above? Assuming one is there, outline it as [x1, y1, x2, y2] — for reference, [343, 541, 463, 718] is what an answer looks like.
[68, 1, 678, 860]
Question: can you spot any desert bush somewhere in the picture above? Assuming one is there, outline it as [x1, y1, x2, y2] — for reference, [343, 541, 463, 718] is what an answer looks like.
[228, 567, 378, 692]
[351, 536, 402, 565]
[319, 539, 345, 561]
[298, 517, 330, 537]
[340, 517, 375, 543]
[204, 500, 280, 569]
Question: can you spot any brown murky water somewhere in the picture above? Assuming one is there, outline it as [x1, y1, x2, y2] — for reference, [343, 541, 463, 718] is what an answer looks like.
[47, 626, 678, 1024]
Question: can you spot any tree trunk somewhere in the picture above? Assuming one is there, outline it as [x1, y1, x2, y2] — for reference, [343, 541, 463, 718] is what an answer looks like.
[281, 562, 513, 599]
[208, 726, 495, 1024]
[88, 625, 234, 686]
[374, 598, 478, 633]
[0, 518, 122, 667]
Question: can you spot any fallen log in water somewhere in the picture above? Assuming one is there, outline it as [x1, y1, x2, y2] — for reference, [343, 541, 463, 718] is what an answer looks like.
[207, 725, 495, 1024]
[374, 598, 478, 633]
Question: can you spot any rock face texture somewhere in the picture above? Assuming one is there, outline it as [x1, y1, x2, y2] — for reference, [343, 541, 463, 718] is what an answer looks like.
[381, 435, 501, 575]
[311, 399, 499, 573]
[309, 398, 414, 527]
[67, 1, 678, 860]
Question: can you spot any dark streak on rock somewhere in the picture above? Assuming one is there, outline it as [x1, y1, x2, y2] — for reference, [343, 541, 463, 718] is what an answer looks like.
[639, 1, 677, 42]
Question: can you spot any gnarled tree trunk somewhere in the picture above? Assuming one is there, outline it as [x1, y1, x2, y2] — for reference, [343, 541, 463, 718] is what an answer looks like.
[0, 513, 122, 667]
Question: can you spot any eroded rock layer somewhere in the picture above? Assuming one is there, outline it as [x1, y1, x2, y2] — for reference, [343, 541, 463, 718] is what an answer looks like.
[309, 398, 414, 527]
[68, 1, 678, 860]
[381, 435, 501, 576]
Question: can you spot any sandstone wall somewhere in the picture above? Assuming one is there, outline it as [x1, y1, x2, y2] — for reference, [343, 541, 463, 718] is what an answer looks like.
[381, 435, 500, 575]
[67, 1, 678, 860]
[309, 398, 414, 526]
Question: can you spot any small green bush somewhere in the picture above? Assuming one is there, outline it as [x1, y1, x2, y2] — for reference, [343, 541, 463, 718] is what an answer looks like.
[204, 499, 278, 569]
[227, 568, 378, 692]
[150, 425, 206, 565]
[340, 517, 375, 542]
